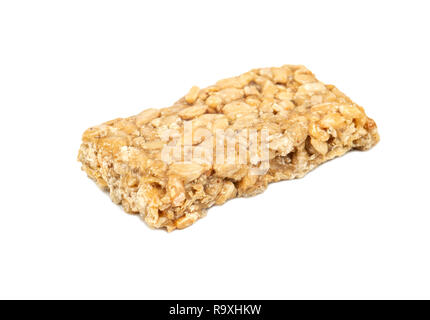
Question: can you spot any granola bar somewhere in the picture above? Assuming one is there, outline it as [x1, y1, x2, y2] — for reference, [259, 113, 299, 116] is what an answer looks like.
[78, 65, 379, 231]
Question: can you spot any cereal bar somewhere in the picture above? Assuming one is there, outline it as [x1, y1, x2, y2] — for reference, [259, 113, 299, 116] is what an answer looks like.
[78, 65, 379, 231]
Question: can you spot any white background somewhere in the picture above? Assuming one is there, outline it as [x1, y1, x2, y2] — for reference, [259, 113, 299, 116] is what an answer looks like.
[0, 0, 429, 299]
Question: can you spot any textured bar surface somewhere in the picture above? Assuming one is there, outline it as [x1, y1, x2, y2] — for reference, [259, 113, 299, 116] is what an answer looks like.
[78, 65, 379, 231]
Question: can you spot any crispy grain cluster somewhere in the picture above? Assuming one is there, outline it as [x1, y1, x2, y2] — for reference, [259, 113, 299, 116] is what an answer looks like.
[78, 65, 379, 231]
